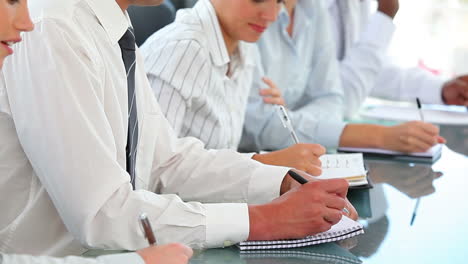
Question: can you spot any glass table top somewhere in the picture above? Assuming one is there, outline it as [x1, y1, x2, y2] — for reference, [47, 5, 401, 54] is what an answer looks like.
[189, 124, 468, 263]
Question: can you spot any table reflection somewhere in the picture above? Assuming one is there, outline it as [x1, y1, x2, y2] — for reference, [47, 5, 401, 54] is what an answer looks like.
[366, 160, 442, 198]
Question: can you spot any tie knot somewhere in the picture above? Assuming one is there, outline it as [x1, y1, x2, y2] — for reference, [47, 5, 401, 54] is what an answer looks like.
[119, 28, 136, 51]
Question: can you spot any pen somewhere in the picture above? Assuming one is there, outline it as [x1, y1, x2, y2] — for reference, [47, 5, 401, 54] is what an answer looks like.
[411, 98, 424, 226]
[288, 169, 308, 184]
[276, 105, 300, 144]
[139, 213, 156, 245]
[416, 97, 425, 122]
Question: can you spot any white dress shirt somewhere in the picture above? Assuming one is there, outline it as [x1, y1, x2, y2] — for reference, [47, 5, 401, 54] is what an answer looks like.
[1, 253, 143, 264]
[240, 0, 346, 152]
[327, 0, 445, 118]
[141, 0, 256, 150]
[0, 0, 288, 256]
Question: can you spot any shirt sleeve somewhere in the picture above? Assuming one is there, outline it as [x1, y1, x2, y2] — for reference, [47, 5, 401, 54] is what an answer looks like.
[2, 18, 289, 251]
[240, 8, 346, 151]
[340, 11, 396, 118]
[1, 253, 144, 264]
[371, 63, 446, 105]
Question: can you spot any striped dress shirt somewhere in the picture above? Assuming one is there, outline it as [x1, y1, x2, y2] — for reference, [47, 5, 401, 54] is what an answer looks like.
[141, 0, 256, 150]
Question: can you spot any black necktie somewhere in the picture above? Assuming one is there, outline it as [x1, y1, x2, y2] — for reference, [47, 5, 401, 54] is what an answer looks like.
[118, 28, 138, 189]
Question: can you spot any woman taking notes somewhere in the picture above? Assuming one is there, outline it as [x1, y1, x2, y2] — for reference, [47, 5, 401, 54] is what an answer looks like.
[0, 0, 191, 263]
[141, 0, 327, 176]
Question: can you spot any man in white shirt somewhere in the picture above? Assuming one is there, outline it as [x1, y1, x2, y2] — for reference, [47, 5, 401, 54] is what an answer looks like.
[328, 0, 468, 118]
[0, 0, 351, 257]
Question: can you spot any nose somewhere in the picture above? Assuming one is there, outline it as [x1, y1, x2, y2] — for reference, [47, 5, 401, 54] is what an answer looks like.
[260, 1, 281, 22]
[14, 1, 34, 33]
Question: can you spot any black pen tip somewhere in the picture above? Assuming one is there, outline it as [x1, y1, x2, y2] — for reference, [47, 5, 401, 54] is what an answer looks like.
[416, 98, 422, 109]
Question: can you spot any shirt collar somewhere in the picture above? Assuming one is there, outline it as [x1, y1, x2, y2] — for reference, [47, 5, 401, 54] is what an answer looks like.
[277, 1, 311, 34]
[192, 0, 230, 67]
[85, 0, 129, 45]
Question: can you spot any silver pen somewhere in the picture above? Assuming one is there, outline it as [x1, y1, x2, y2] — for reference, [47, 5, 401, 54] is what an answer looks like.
[276, 105, 300, 144]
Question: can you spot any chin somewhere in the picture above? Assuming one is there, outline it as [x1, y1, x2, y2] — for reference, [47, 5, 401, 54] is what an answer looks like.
[241, 34, 262, 43]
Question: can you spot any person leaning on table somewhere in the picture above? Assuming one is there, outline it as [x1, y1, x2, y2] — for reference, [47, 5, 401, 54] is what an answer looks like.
[0, 0, 191, 264]
[327, 0, 468, 118]
[0, 0, 354, 258]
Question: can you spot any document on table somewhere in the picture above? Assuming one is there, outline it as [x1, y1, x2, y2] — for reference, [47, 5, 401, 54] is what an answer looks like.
[318, 153, 368, 187]
[361, 104, 468, 125]
[238, 216, 364, 251]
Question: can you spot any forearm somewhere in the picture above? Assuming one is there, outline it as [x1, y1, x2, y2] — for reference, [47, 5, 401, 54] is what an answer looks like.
[338, 124, 386, 148]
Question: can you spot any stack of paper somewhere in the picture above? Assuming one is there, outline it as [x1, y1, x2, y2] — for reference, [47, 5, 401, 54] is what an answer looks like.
[318, 153, 368, 187]
[238, 216, 364, 251]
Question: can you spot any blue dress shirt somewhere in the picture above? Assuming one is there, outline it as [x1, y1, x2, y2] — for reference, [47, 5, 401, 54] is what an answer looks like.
[240, 0, 346, 152]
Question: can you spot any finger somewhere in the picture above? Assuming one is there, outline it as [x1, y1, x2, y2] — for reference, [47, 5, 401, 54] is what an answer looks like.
[437, 136, 446, 144]
[406, 124, 439, 146]
[181, 245, 193, 258]
[311, 144, 326, 156]
[406, 136, 434, 152]
[304, 165, 321, 176]
[343, 199, 359, 220]
[324, 192, 346, 210]
[262, 77, 276, 89]
[263, 96, 285, 105]
[317, 179, 349, 198]
[260, 88, 281, 97]
[414, 121, 439, 136]
[309, 156, 322, 167]
[323, 208, 343, 225]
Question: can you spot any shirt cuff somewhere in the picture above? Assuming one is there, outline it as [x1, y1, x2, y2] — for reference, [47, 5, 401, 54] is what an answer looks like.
[248, 163, 290, 204]
[97, 253, 145, 264]
[315, 121, 348, 149]
[359, 12, 396, 51]
[205, 203, 250, 248]
[242, 152, 258, 159]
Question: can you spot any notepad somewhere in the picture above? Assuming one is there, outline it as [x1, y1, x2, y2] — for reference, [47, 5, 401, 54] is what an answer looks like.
[237, 216, 364, 251]
[338, 144, 442, 163]
[318, 153, 368, 187]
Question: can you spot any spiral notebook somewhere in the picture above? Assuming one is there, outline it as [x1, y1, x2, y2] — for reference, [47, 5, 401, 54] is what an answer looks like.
[237, 216, 364, 251]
